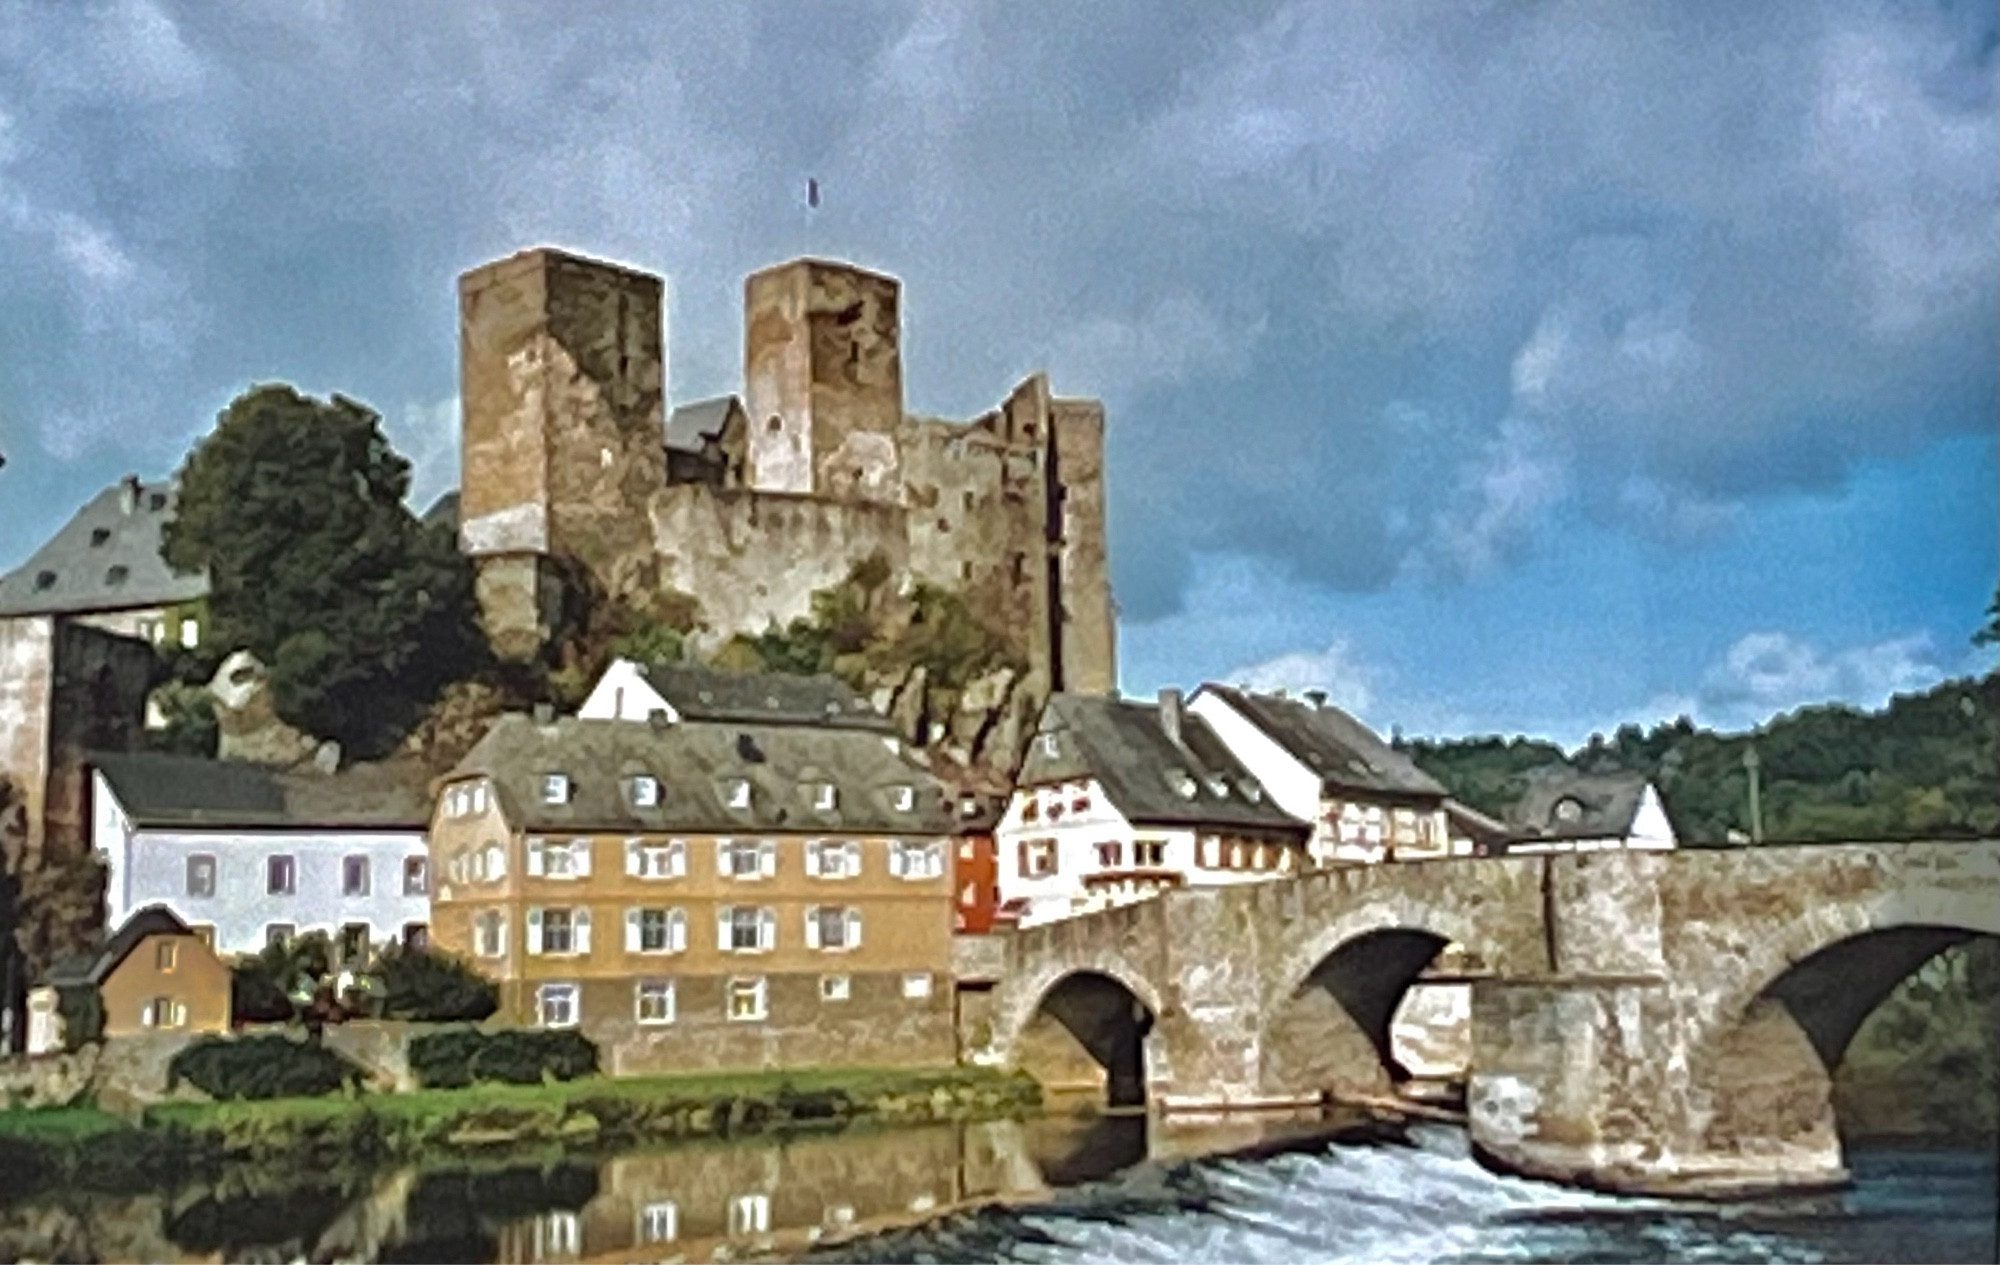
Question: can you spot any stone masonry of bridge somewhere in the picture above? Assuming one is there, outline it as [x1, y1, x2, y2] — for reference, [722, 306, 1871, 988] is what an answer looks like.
[960, 840, 2000, 1196]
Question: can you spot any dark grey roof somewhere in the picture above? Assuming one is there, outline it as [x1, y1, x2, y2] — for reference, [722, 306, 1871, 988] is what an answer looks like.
[1504, 768, 1650, 841]
[422, 490, 460, 532]
[666, 396, 742, 453]
[1017, 694, 1308, 833]
[450, 713, 955, 835]
[638, 661, 892, 731]
[1196, 684, 1447, 801]
[1443, 798, 1511, 846]
[91, 751, 433, 830]
[45, 905, 193, 986]
[0, 478, 208, 616]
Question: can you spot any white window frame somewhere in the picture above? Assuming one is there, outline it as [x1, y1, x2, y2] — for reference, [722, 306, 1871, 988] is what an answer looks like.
[725, 777, 752, 809]
[630, 775, 660, 808]
[902, 972, 933, 1000]
[804, 905, 862, 952]
[342, 854, 371, 897]
[638, 1200, 679, 1245]
[890, 841, 944, 880]
[720, 905, 776, 954]
[728, 1192, 772, 1237]
[627, 837, 687, 879]
[892, 785, 916, 812]
[403, 855, 429, 896]
[536, 982, 580, 1029]
[533, 1209, 580, 1258]
[635, 979, 676, 1026]
[474, 909, 507, 958]
[627, 906, 687, 955]
[805, 839, 861, 879]
[267, 854, 297, 896]
[726, 975, 768, 1022]
[719, 838, 775, 880]
[541, 772, 571, 805]
[527, 906, 592, 957]
[812, 781, 837, 811]
[820, 973, 851, 1002]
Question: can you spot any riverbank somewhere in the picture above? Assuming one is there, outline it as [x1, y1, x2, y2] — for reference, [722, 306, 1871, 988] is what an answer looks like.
[0, 1063, 1041, 1195]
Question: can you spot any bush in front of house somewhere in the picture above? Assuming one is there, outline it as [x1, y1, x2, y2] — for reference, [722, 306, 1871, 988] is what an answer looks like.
[55, 985, 104, 1051]
[168, 1034, 364, 1100]
[408, 1027, 599, 1089]
[365, 944, 498, 1022]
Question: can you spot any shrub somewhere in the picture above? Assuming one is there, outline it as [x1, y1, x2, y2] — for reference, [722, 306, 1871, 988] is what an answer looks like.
[366, 944, 498, 1022]
[55, 985, 104, 1051]
[408, 1027, 599, 1089]
[168, 1034, 363, 1101]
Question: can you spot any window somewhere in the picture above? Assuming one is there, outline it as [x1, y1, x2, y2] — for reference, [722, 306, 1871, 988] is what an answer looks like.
[721, 905, 775, 953]
[728, 1192, 771, 1237]
[185, 854, 216, 898]
[144, 997, 187, 1029]
[806, 839, 860, 878]
[627, 907, 687, 954]
[820, 974, 851, 1002]
[724, 777, 752, 809]
[1094, 841, 1123, 869]
[179, 619, 200, 649]
[105, 564, 129, 586]
[136, 615, 164, 643]
[720, 838, 773, 880]
[1229, 843, 1244, 868]
[342, 855, 371, 897]
[403, 856, 429, 896]
[535, 907, 588, 955]
[89, 527, 111, 547]
[806, 905, 860, 951]
[530, 1209, 580, 1260]
[891, 841, 945, 880]
[1020, 839, 1057, 878]
[1071, 786, 1091, 813]
[811, 782, 837, 811]
[630, 775, 660, 808]
[639, 1201, 679, 1244]
[529, 837, 591, 878]
[190, 924, 216, 949]
[477, 841, 507, 881]
[1040, 733, 1060, 758]
[338, 923, 371, 963]
[902, 972, 933, 1000]
[265, 923, 294, 949]
[727, 976, 768, 1021]
[635, 979, 676, 1025]
[155, 940, 178, 971]
[267, 854, 296, 895]
[474, 909, 506, 958]
[403, 922, 429, 950]
[627, 838, 686, 879]
[536, 982, 579, 1029]
[1200, 837, 1220, 868]
[892, 785, 916, 812]
[541, 773, 571, 805]
[1134, 839, 1166, 867]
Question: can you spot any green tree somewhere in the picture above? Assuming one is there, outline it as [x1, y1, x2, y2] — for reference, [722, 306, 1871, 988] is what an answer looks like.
[162, 385, 485, 758]
[364, 943, 498, 1021]
[1976, 583, 1999, 648]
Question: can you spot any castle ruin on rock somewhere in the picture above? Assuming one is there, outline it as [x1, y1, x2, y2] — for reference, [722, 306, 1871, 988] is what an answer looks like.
[455, 247, 1117, 716]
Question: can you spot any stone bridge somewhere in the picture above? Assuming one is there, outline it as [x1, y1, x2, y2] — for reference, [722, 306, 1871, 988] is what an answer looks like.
[958, 841, 2000, 1196]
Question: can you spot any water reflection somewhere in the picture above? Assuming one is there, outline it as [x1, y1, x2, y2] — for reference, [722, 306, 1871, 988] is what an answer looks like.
[0, 1108, 1363, 1264]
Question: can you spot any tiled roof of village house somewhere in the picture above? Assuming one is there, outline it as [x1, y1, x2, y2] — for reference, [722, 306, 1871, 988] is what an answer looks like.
[0, 477, 209, 617]
[1504, 767, 1651, 842]
[1196, 684, 1447, 801]
[449, 713, 955, 835]
[44, 905, 196, 987]
[665, 396, 742, 453]
[1017, 694, 1309, 833]
[635, 661, 893, 731]
[89, 751, 434, 830]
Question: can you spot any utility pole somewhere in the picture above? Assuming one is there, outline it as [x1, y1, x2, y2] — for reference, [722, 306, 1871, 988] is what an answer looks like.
[1742, 745, 1763, 845]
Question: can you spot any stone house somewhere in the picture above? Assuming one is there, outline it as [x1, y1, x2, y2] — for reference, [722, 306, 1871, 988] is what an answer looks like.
[90, 751, 436, 959]
[27, 905, 230, 1053]
[1187, 684, 1456, 866]
[1499, 768, 1677, 853]
[427, 709, 962, 1074]
[993, 691, 1312, 928]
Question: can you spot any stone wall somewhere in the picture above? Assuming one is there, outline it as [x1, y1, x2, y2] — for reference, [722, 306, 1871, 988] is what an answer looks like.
[0, 614, 55, 859]
[0, 1031, 206, 1113]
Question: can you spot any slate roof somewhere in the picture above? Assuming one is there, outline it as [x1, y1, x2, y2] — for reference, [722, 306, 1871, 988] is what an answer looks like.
[637, 661, 892, 732]
[1505, 768, 1650, 841]
[0, 478, 208, 617]
[1196, 684, 1447, 801]
[666, 396, 742, 453]
[90, 751, 433, 830]
[1016, 694, 1308, 833]
[44, 905, 194, 987]
[449, 713, 955, 835]
[422, 490, 460, 533]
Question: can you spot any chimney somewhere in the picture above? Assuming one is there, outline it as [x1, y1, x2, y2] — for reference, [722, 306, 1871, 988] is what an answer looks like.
[532, 701, 555, 727]
[119, 474, 142, 515]
[1158, 688, 1184, 746]
[1304, 689, 1328, 709]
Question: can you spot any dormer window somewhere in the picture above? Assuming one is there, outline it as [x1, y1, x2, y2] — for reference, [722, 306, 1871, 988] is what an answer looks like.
[724, 778, 752, 810]
[891, 786, 915, 812]
[89, 528, 111, 547]
[33, 570, 55, 591]
[1554, 797, 1584, 825]
[630, 775, 660, 808]
[812, 782, 837, 811]
[1238, 778, 1264, 803]
[1039, 733, 1059, 759]
[1167, 769, 1198, 799]
[104, 565, 128, 585]
[541, 773, 571, 805]
[1205, 775, 1231, 798]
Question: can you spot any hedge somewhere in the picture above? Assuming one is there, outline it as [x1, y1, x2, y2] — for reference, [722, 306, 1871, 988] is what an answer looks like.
[168, 1035, 363, 1101]
[408, 1027, 599, 1089]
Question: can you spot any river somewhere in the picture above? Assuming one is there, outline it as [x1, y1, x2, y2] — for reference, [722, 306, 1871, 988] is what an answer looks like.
[0, 1111, 1992, 1264]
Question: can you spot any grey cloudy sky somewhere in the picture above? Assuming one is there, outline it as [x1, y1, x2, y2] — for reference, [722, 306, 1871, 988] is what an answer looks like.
[1, 0, 1994, 744]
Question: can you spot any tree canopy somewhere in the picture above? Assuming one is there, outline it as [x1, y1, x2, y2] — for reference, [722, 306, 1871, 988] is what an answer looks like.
[162, 385, 483, 759]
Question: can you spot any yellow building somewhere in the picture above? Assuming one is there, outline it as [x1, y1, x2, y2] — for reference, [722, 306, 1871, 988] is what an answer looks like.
[428, 711, 960, 1074]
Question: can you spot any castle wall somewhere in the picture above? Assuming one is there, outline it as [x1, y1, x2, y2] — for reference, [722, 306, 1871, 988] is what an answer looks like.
[0, 615, 56, 859]
[1050, 398, 1116, 695]
[647, 486, 911, 651]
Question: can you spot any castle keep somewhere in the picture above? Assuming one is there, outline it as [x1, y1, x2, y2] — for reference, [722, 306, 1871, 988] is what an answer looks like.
[456, 248, 1116, 702]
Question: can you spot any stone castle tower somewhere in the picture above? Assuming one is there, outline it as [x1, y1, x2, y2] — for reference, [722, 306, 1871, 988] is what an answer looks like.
[455, 246, 1116, 704]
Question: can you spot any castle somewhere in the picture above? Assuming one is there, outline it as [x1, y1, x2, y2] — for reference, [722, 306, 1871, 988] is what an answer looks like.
[456, 248, 1117, 702]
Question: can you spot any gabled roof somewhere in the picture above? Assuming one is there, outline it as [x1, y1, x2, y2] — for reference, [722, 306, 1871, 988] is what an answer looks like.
[0, 478, 209, 617]
[1196, 684, 1446, 801]
[448, 713, 954, 835]
[91, 751, 433, 830]
[666, 396, 744, 453]
[1505, 768, 1651, 841]
[635, 661, 892, 732]
[1017, 694, 1308, 833]
[44, 905, 194, 987]
[421, 490, 460, 533]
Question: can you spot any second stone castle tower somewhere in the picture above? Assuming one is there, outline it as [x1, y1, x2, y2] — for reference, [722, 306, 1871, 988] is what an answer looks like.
[455, 247, 1116, 704]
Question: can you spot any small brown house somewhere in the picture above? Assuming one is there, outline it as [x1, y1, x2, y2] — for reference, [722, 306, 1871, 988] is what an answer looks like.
[27, 905, 231, 1053]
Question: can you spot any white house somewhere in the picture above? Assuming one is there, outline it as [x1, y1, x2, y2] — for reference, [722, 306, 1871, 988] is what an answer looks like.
[1499, 768, 1678, 853]
[578, 658, 893, 731]
[91, 751, 436, 960]
[995, 691, 1312, 927]
[1187, 684, 1456, 866]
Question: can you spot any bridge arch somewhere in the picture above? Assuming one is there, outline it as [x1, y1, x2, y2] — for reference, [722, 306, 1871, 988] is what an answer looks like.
[997, 964, 1162, 1107]
[1683, 882, 2000, 1167]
